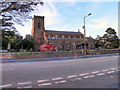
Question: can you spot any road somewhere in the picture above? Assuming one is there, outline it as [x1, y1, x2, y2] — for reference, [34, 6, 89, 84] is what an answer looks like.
[1, 54, 119, 88]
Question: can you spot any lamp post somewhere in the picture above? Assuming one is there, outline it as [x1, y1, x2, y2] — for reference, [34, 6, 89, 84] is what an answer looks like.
[83, 13, 91, 56]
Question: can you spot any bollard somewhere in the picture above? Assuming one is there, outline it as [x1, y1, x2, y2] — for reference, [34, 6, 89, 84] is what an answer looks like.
[75, 52, 76, 59]
[75, 55, 76, 59]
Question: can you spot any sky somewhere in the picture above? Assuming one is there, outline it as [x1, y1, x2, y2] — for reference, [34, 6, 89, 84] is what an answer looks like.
[14, 1, 119, 39]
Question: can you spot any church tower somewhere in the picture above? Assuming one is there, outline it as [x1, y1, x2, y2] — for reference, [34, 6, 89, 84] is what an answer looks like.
[32, 15, 45, 50]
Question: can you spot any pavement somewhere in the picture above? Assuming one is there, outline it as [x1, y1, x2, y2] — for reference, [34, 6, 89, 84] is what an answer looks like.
[1, 53, 118, 63]
[1, 54, 119, 88]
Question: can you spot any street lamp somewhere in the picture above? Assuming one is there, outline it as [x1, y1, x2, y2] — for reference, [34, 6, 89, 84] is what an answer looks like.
[83, 13, 91, 56]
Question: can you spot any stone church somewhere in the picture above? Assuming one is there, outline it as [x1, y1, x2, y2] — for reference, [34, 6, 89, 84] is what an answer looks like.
[32, 15, 95, 51]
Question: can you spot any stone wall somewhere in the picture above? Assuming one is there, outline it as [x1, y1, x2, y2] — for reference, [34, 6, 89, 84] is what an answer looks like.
[1, 50, 119, 60]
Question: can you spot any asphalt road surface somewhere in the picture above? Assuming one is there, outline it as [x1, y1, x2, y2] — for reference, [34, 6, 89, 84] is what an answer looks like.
[1, 55, 119, 88]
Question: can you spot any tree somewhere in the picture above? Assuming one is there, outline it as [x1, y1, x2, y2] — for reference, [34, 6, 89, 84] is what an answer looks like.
[2, 30, 16, 50]
[105, 27, 116, 35]
[1, 1, 43, 51]
[95, 27, 119, 49]
[22, 35, 34, 51]
[2, 30, 35, 51]
[0, 1, 43, 31]
[105, 28, 119, 49]
[2, 30, 23, 51]
[11, 34, 23, 51]
[95, 36, 101, 49]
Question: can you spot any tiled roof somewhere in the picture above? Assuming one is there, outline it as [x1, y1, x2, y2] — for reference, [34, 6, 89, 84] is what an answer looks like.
[47, 37, 93, 41]
[86, 37, 93, 39]
[45, 30, 81, 34]
[47, 38, 84, 40]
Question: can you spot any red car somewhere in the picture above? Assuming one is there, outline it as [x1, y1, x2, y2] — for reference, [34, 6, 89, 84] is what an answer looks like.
[40, 44, 55, 51]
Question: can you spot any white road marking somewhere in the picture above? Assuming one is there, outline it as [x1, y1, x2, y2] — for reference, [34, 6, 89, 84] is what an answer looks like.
[79, 73, 89, 76]
[83, 75, 95, 79]
[0, 84, 12, 88]
[78, 78, 82, 80]
[38, 83, 52, 86]
[91, 71, 100, 74]
[67, 75, 77, 78]
[17, 82, 31, 85]
[23, 86, 32, 88]
[101, 69, 109, 72]
[17, 86, 32, 89]
[17, 86, 32, 88]
[52, 77, 63, 80]
[37, 79, 49, 83]
[97, 73, 105, 76]
[89, 75, 95, 78]
[55, 80, 67, 84]
[83, 76, 90, 78]
[72, 78, 82, 81]
[110, 68, 116, 70]
[107, 71, 115, 74]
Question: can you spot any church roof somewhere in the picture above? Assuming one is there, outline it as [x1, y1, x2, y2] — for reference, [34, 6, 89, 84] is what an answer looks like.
[47, 38, 82, 40]
[47, 37, 93, 40]
[45, 30, 82, 34]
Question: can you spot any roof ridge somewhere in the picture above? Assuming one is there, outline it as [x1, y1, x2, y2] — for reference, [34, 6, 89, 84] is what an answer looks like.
[45, 30, 81, 33]
[45, 30, 76, 32]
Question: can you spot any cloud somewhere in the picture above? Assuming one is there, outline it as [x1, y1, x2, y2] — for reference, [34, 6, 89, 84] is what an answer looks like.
[89, 18, 118, 31]
[87, 17, 118, 38]
[89, 18, 108, 30]
[76, 7, 80, 10]
[44, 0, 78, 2]
[32, 2, 61, 26]
[43, 0, 119, 2]
[14, 2, 61, 38]
[14, 24, 32, 38]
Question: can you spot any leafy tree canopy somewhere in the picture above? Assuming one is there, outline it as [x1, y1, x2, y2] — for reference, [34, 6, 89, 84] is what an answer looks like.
[105, 27, 116, 35]
[95, 27, 119, 49]
[0, 1, 43, 31]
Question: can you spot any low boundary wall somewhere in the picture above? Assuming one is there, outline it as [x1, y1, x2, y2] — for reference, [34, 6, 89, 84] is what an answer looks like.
[1, 50, 120, 60]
